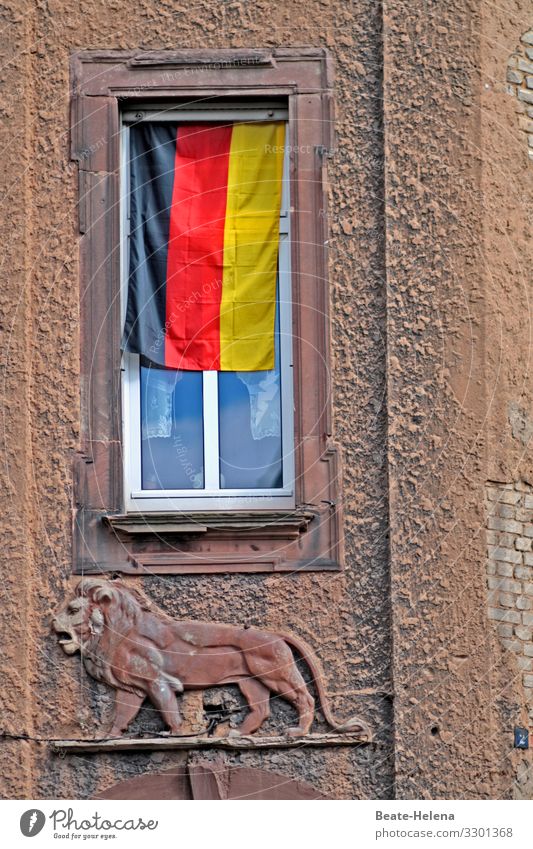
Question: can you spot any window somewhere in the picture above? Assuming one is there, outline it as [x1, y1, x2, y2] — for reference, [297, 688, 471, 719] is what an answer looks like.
[72, 48, 343, 574]
[120, 105, 294, 511]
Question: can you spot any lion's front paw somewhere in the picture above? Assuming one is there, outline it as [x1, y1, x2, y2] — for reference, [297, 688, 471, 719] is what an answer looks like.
[286, 727, 307, 738]
[105, 727, 126, 738]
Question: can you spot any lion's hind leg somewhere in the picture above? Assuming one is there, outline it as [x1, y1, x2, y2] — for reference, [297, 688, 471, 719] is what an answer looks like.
[259, 660, 315, 737]
[230, 678, 271, 736]
[284, 683, 315, 737]
[246, 639, 315, 737]
[268, 676, 315, 737]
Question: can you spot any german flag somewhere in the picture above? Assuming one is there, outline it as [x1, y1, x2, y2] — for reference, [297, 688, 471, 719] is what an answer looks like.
[123, 121, 285, 371]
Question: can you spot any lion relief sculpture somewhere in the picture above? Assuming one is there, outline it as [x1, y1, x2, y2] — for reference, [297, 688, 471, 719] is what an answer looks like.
[53, 579, 371, 740]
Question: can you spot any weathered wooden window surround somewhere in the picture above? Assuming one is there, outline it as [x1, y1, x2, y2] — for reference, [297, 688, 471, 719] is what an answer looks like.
[72, 48, 343, 574]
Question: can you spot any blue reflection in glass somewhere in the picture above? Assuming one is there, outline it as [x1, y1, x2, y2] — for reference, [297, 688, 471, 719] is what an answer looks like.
[140, 362, 204, 490]
[218, 302, 282, 490]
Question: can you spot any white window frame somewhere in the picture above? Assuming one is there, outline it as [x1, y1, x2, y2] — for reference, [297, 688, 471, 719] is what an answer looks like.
[120, 105, 295, 512]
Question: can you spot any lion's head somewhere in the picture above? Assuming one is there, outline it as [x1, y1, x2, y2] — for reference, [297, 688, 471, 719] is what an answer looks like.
[52, 578, 153, 656]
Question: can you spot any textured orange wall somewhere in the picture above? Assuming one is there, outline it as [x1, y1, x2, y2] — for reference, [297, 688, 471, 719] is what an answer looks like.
[0, 0, 530, 799]
[383, 1, 533, 798]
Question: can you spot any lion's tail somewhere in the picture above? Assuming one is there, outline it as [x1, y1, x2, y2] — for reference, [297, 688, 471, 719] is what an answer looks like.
[281, 631, 372, 741]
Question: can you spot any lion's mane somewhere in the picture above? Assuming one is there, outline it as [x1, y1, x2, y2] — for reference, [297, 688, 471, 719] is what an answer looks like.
[76, 578, 155, 697]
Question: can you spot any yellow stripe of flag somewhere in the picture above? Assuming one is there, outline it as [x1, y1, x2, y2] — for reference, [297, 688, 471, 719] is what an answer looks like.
[219, 122, 285, 371]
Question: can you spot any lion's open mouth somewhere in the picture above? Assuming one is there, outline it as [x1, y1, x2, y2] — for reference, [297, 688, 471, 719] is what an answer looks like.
[55, 628, 80, 655]
[58, 637, 79, 654]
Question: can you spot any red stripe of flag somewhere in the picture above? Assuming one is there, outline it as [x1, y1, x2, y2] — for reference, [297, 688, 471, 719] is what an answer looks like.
[164, 124, 232, 369]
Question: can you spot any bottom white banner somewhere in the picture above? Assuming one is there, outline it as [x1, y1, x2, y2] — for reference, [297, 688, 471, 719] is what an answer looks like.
[2, 800, 532, 849]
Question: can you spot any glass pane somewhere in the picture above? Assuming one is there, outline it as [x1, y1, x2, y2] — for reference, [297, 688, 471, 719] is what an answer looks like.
[140, 362, 204, 490]
[218, 302, 282, 490]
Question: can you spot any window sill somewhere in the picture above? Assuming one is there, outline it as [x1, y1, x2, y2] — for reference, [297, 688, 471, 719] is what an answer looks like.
[72, 505, 342, 574]
[103, 508, 315, 538]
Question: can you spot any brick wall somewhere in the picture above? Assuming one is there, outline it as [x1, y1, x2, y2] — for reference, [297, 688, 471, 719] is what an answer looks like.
[487, 481, 533, 719]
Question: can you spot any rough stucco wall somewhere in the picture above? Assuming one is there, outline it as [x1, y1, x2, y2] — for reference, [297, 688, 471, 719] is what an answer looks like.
[383, 0, 532, 799]
[0, 0, 392, 800]
[481, 8, 533, 799]
[483, 12, 533, 486]
[0, 0, 36, 799]
[1, 0, 531, 800]
[383, 0, 492, 797]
